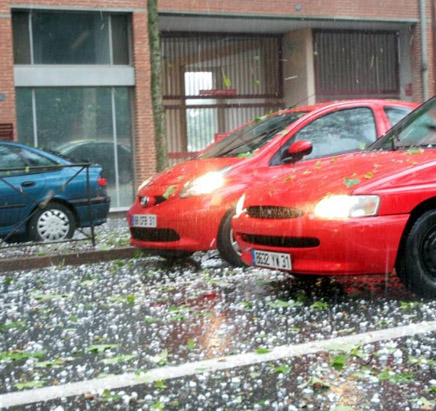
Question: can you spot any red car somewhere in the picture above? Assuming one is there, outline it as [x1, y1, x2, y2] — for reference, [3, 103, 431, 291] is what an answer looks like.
[127, 99, 417, 266]
[232, 97, 436, 297]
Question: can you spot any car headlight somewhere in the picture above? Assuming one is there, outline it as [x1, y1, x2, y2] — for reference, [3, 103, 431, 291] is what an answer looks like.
[314, 195, 380, 219]
[235, 193, 246, 217]
[179, 168, 230, 198]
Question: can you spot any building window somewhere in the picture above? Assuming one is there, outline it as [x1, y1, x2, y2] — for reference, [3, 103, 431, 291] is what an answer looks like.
[12, 11, 130, 65]
[15, 87, 134, 209]
[12, 12, 31, 64]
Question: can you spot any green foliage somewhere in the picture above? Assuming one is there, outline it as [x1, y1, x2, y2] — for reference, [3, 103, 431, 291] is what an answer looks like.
[101, 354, 136, 365]
[145, 316, 162, 324]
[274, 364, 292, 374]
[35, 358, 65, 368]
[330, 354, 348, 371]
[151, 401, 164, 410]
[30, 292, 71, 301]
[240, 301, 253, 309]
[0, 321, 26, 331]
[267, 299, 303, 309]
[0, 350, 44, 362]
[163, 185, 176, 199]
[182, 339, 197, 351]
[310, 301, 329, 310]
[343, 177, 361, 188]
[86, 344, 118, 354]
[377, 370, 413, 384]
[100, 388, 120, 402]
[155, 380, 167, 389]
[223, 76, 232, 88]
[256, 347, 271, 354]
[15, 380, 46, 390]
[155, 349, 168, 365]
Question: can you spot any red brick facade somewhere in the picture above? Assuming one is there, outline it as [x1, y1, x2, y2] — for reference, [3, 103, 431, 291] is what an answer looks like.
[0, 0, 434, 185]
[131, 10, 157, 179]
[0, 13, 16, 136]
[159, 0, 419, 19]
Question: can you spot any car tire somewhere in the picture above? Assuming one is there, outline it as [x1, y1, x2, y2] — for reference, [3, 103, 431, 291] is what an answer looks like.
[217, 209, 245, 267]
[29, 203, 75, 242]
[396, 209, 436, 297]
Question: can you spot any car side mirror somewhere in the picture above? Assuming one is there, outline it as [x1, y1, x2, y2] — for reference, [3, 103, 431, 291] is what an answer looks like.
[281, 140, 313, 163]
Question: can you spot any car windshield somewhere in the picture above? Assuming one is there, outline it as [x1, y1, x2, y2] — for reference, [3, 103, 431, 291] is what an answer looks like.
[198, 111, 307, 159]
[370, 97, 436, 151]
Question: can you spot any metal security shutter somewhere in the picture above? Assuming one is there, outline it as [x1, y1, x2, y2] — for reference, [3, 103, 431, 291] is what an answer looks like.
[161, 33, 283, 164]
[314, 30, 399, 101]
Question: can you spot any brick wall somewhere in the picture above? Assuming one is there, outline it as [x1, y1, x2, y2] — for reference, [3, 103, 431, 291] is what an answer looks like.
[0, 10, 16, 139]
[159, 0, 419, 20]
[131, 10, 157, 184]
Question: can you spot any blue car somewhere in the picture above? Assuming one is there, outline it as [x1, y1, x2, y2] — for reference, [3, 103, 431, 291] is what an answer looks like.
[0, 141, 110, 242]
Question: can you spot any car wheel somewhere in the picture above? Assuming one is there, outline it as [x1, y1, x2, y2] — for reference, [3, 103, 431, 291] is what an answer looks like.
[217, 209, 245, 267]
[396, 210, 436, 297]
[29, 203, 75, 242]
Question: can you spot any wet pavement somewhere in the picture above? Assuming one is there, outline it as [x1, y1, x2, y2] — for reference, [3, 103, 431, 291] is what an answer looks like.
[2, 223, 436, 409]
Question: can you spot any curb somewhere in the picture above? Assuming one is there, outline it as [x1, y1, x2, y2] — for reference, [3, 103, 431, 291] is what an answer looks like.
[0, 247, 139, 273]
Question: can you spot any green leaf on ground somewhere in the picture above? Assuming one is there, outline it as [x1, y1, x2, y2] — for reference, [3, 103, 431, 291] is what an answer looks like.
[256, 348, 271, 354]
[330, 354, 348, 371]
[267, 299, 303, 309]
[30, 292, 71, 301]
[274, 364, 292, 374]
[155, 349, 169, 365]
[15, 380, 46, 390]
[35, 358, 64, 368]
[86, 344, 118, 354]
[155, 380, 167, 389]
[0, 350, 44, 362]
[101, 354, 136, 365]
[310, 301, 329, 310]
[0, 321, 26, 331]
[151, 401, 164, 410]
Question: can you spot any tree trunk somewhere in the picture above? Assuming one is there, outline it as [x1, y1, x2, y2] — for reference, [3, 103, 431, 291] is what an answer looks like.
[147, 0, 168, 171]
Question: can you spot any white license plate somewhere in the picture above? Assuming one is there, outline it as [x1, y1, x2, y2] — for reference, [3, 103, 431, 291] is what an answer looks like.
[133, 214, 157, 228]
[252, 250, 292, 270]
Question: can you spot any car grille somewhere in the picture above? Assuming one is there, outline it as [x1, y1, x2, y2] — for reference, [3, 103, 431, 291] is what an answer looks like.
[241, 234, 319, 248]
[246, 206, 304, 219]
[130, 227, 180, 242]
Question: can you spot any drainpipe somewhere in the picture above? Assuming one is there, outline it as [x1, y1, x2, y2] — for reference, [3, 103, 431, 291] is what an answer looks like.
[420, 0, 429, 100]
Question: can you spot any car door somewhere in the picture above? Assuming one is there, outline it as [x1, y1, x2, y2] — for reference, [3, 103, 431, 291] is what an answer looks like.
[0, 145, 47, 236]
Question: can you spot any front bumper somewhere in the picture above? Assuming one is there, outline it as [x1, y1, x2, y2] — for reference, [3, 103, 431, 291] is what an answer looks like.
[232, 212, 409, 275]
[127, 195, 229, 252]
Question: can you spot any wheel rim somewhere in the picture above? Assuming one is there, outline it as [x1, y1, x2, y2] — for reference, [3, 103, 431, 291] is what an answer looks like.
[230, 228, 241, 256]
[421, 226, 436, 278]
[37, 209, 70, 241]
